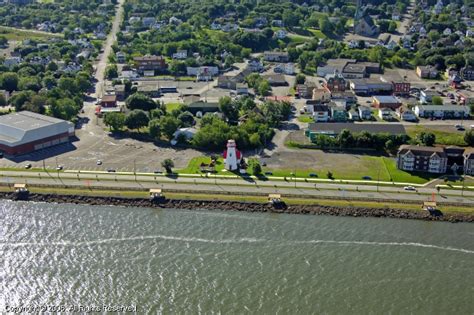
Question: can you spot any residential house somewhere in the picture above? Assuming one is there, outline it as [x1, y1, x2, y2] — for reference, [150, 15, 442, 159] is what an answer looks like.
[172, 50, 187, 60]
[133, 55, 167, 74]
[458, 90, 474, 105]
[272, 20, 284, 27]
[186, 101, 219, 115]
[100, 95, 117, 108]
[187, 66, 219, 80]
[348, 109, 360, 121]
[236, 83, 249, 95]
[467, 30, 474, 38]
[416, 65, 438, 79]
[275, 29, 287, 39]
[433, 0, 444, 15]
[329, 102, 347, 122]
[312, 88, 331, 103]
[248, 59, 264, 72]
[331, 91, 357, 107]
[463, 149, 474, 175]
[419, 27, 427, 38]
[443, 28, 452, 36]
[169, 16, 183, 25]
[263, 51, 289, 62]
[310, 103, 330, 122]
[372, 95, 402, 109]
[264, 74, 287, 86]
[142, 17, 156, 28]
[397, 145, 447, 174]
[296, 83, 316, 99]
[358, 106, 372, 120]
[114, 85, 126, 100]
[396, 107, 417, 121]
[324, 71, 346, 92]
[414, 105, 469, 119]
[354, 15, 379, 37]
[217, 76, 237, 90]
[460, 66, 474, 81]
[3, 57, 22, 69]
[116, 52, 126, 64]
[379, 108, 394, 121]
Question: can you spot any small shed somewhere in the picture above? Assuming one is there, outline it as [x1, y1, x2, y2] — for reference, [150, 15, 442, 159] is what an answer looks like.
[268, 193, 282, 204]
[150, 188, 164, 200]
[14, 183, 28, 193]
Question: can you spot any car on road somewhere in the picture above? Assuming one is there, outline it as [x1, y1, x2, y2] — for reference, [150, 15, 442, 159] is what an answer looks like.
[403, 186, 417, 191]
[56, 165, 63, 171]
[107, 168, 116, 172]
[25, 163, 32, 169]
[362, 176, 372, 180]
[96, 160, 102, 165]
[309, 173, 318, 177]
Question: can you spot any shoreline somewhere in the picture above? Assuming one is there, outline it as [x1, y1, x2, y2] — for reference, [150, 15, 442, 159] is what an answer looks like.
[1, 192, 473, 223]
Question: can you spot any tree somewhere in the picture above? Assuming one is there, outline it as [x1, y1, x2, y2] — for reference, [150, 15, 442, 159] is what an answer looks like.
[125, 93, 157, 111]
[148, 119, 161, 140]
[327, 171, 334, 179]
[161, 158, 174, 174]
[388, 21, 397, 33]
[295, 73, 306, 85]
[105, 64, 118, 79]
[464, 130, 474, 146]
[419, 132, 436, 146]
[125, 110, 149, 131]
[50, 98, 79, 121]
[104, 112, 126, 132]
[177, 111, 195, 127]
[58, 77, 78, 94]
[159, 115, 180, 140]
[0, 94, 6, 107]
[219, 96, 239, 122]
[250, 159, 262, 176]
[258, 80, 270, 96]
[431, 96, 443, 105]
[337, 129, 354, 148]
[0, 36, 7, 47]
[0, 72, 19, 91]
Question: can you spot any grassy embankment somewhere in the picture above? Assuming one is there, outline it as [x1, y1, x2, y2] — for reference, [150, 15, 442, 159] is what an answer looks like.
[406, 125, 467, 146]
[1, 185, 472, 214]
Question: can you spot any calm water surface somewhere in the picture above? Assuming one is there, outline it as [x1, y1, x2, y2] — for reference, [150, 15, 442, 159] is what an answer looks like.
[1, 200, 473, 314]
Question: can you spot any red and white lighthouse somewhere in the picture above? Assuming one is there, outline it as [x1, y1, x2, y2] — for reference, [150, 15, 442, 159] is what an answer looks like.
[223, 139, 242, 171]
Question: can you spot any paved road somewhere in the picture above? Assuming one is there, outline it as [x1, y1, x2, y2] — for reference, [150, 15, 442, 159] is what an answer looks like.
[2, 170, 473, 205]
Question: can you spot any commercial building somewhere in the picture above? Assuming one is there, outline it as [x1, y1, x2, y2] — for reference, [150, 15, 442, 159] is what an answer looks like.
[380, 73, 410, 95]
[416, 65, 438, 79]
[133, 55, 167, 74]
[372, 95, 402, 109]
[349, 79, 393, 95]
[0, 111, 74, 155]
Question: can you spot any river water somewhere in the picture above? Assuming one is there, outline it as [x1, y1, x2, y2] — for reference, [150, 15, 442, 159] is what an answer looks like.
[1, 200, 473, 314]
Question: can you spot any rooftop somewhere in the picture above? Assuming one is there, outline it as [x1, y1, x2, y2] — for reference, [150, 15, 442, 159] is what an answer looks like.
[0, 111, 64, 132]
[373, 95, 400, 103]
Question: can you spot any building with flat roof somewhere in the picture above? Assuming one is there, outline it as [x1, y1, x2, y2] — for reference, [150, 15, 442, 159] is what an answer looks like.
[372, 95, 402, 109]
[0, 111, 74, 155]
[305, 122, 406, 141]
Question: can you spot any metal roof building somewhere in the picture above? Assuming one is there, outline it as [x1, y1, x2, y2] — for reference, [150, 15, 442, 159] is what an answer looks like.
[0, 111, 74, 155]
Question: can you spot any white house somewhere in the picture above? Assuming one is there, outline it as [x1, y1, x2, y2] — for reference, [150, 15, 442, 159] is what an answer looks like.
[414, 105, 469, 119]
[379, 108, 393, 120]
[443, 28, 452, 36]
[396, 107, 417, 121]
[172, 50, 187, 59]
[275, 29, 287, 39]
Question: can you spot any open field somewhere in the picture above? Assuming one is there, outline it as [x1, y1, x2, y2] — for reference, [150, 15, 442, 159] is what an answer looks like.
[0, 26, 62, 41]
[406, 125, 467, 146]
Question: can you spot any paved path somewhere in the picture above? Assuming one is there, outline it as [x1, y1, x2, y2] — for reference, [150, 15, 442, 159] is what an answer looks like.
[2, 170, 474, 205]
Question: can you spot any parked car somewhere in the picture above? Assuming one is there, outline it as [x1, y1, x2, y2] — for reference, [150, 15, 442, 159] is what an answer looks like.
[362, 176, 372, 180]
[309, 173, 318, 177]
[25, 163, 32, 169]
[107, 168, 116, 172]
[56, 165, 63, 171]
[264, 171, 273, 175]
[403, 186, 417, 191]
[154, 170, 163, 174]
[96, 160, 102, 165]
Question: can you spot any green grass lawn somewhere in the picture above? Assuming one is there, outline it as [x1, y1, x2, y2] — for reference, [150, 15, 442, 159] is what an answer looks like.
[178, 155, 436, 184]
[297, 115, 314, 123]
[0, 26, 62, 40]
[165, 103, 183, 112]
[406, 125, 467, 146]
[307, 28, 327, 39]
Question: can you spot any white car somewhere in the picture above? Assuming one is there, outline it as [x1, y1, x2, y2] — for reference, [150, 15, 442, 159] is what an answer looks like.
[96, 160, 102, 165]
[403, 186, 417, 191]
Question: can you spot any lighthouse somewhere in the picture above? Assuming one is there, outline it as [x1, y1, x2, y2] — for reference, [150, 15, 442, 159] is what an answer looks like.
[223, 139, 242, 171]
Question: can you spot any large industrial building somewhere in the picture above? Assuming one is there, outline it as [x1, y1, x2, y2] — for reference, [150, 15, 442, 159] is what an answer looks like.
[0, 111, 75, 155]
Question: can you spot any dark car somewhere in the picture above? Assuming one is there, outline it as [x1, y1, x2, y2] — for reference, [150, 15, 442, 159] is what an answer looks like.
[25, 163, 32, 169]
[264, 171, 273, 175]
[154, 170, 163, 174]
[309, 173, 318, 177]
[362, 176, 372, 180]
[107, 168, 116, 172]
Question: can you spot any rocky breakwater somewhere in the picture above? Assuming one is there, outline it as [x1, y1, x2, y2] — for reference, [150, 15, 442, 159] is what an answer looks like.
[0, 192, 473, 223]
